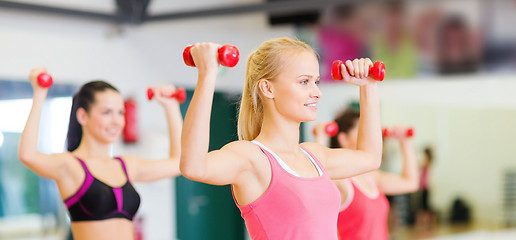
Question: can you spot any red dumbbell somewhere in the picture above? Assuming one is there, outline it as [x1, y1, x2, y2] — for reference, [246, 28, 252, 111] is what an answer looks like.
[331, 60, 385, 81]
[324, 122, 339, 137]
[37, 73, 53, 88]
[313, 121, 339, 137]
[183, 44, 240, 68]
[382, 127, 414, 138]
[147, 87, 187, 103]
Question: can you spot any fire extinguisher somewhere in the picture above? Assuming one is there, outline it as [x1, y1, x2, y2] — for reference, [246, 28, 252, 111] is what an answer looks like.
[123, 98, 138, 143]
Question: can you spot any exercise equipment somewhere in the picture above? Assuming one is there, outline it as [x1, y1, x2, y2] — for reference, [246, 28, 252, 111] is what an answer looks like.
[313, 121, 339, 137]
[382, 127, 414, 138]
[332, 60, 385, 81]
[147, 87, 186, 103]
[183, 44, 239, 67]
[37, 73, 53, 88]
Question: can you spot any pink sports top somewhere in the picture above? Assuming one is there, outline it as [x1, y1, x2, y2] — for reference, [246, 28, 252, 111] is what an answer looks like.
[337, 175, 389, 240]
[233, 141, 341, 240]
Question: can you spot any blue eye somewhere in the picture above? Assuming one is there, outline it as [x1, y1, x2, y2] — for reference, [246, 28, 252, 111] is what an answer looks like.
[300, 80, 308, 85]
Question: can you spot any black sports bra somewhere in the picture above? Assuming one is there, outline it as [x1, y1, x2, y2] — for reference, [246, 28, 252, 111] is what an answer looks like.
[64, 157, 140, 221]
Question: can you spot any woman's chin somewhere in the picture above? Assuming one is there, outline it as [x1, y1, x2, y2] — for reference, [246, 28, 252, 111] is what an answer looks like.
[301, 115, 317, 123]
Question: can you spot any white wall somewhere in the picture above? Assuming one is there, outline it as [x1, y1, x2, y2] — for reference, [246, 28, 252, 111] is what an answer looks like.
[0, 6, 294, 125]
[0, 5, 294, 240]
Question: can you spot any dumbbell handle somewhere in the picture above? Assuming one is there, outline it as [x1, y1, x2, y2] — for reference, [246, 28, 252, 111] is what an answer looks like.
[183, 44, 240, 68]
[147, 87, 186, 103]
[382, 127, 414, 138]
[332, 60, 385, 81]
[37, 73, 53, 88]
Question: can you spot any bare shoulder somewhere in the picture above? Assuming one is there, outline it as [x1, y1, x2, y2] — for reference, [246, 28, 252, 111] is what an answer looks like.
[52, 152, 84, 180]
[220, 140, 262, 158]
[300, 141, 326, 151]
[369, 170, 384, 183]
[300, 142, 328, 160]
[221, 140, 271, 187]
[219, 140, 271, 170]
[57, 152, 80, 165]
[113, 155, 140, 176]
[117, 154, 138, 163]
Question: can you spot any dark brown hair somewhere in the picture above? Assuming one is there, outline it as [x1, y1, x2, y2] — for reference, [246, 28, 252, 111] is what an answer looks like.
[66, 81, 119, 152]
[329, 108, 360, 148]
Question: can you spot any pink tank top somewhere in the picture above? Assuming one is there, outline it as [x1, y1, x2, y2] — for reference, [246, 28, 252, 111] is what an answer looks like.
[232, 142, 341, 240]
[337, 176, 389, 240]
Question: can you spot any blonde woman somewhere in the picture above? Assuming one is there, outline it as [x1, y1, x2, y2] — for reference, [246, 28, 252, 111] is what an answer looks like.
[19, 68, 182, 240]
[180, 38, 382, 239]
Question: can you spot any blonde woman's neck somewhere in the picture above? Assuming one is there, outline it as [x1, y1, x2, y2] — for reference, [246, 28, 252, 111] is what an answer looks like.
[256, 111, 301, 152]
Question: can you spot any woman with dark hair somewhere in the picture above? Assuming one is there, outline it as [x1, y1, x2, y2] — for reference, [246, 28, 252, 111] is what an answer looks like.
[420, 147, 433, 211]
[18, 67, 182, 240]
[415, 146, 437, 234]
[314, 108, 419, 240]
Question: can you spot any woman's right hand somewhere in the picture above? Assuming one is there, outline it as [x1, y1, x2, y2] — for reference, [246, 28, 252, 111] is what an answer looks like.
[190, 43, 222, 78]
[312, 122, 326, 137]
[150, 85, 181, 108]
[341, 58, 377, 87]
[390, 125, 412, 141]
[313, 122, 329, 146]
[28, 67, 49, 97]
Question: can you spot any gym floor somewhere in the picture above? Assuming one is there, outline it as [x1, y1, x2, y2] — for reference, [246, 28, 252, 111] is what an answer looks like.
[392, 223, 516, 240]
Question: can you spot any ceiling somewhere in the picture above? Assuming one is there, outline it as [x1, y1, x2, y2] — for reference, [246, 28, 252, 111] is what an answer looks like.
[0, 0, 353, 24]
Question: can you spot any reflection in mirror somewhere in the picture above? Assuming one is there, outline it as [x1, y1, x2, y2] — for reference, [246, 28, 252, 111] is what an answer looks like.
[305, 74, 516, 238]
[0, 80, 75, 239]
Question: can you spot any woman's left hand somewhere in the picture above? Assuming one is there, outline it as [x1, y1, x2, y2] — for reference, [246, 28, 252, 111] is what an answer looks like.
[341, 58, 377, 86]
[149, 85, 180, 108]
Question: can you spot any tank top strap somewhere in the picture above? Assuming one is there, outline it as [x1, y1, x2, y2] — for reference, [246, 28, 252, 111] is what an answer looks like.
[66, 157, 95, 208]
[364, 173, 381, 192]
[340, 179, 355, 211]
[114, 157, 131, 183]
[350, 174, 380, 199]
[298, 146, 324, 176]
[250, 140, 281, 170]
[74, 156, 92, 177]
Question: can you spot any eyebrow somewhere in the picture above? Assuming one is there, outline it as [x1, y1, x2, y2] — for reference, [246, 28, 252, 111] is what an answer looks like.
[298, 74, 321, 80]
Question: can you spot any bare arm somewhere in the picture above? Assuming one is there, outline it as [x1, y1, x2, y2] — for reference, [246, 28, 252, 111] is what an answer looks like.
[18, 68, 69, 180]
[321, 58, 383, 179]
[372, 130, 419, 195]
[126, 85, 184, 182]
[180, 43, 250, 185]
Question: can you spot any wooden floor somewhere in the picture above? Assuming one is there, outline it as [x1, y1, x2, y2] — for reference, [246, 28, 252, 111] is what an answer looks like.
[390, 222, 516, 240]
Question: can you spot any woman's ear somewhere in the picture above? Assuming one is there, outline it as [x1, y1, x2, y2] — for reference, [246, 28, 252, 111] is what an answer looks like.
[76, 107, 88, 125]
[337, 132, 349, 148]
[258, 79, 274, 99]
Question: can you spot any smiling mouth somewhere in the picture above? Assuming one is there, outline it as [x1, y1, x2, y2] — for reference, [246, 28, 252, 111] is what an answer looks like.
[304, 103, 317, 107]
[107, 128, 121, 135]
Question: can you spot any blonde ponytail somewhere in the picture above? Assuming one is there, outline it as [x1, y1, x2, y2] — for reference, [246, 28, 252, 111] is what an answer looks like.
[237, 37, 315, 140]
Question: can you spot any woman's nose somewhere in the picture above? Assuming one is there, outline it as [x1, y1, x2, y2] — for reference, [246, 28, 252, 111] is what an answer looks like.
[312, 84, 322, 99]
